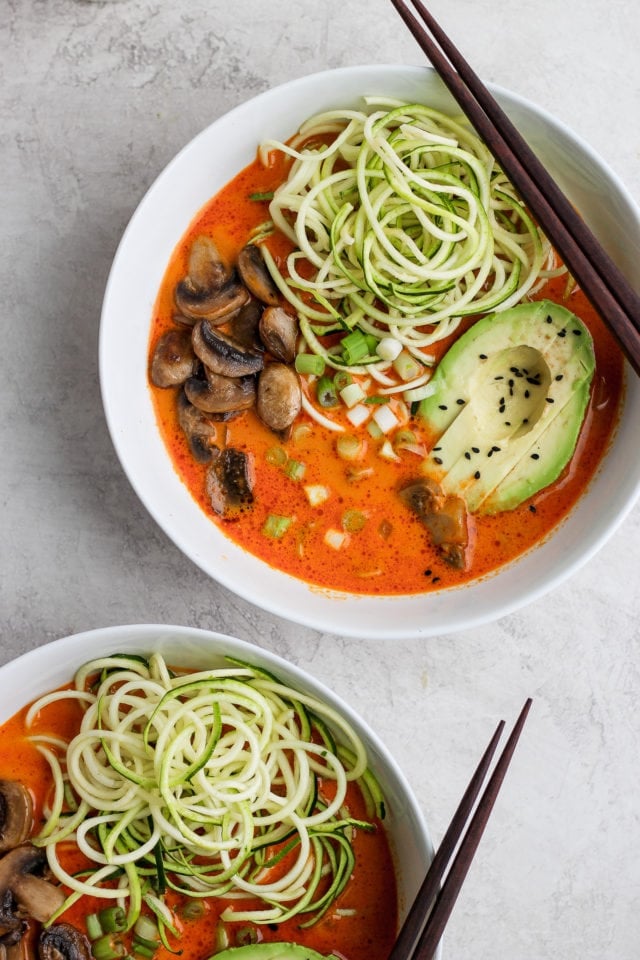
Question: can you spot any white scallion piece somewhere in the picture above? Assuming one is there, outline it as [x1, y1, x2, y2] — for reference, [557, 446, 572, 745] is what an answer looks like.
[372, 404, 400, 434]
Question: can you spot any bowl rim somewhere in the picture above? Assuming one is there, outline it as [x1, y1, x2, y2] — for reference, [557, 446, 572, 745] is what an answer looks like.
[99, 63, 640, 640]
[0, 622, 435, 947]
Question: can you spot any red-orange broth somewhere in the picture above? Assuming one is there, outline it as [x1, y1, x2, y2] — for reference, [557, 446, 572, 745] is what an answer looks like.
[148, 148, 624, 596]
[0, 687, 397, 960]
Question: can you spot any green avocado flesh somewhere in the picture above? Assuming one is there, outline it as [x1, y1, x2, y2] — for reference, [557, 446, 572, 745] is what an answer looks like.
[418, 300, 595, 514]
[211, 945, 335, 960]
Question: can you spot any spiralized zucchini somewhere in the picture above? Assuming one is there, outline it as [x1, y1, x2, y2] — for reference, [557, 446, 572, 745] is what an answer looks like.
[26, 654, 384, 930]
[261, 97, 558, 372]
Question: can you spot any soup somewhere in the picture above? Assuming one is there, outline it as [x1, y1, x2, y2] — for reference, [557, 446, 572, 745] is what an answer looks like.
[0, 654, 396, 960]
[148, 99, 623, 595]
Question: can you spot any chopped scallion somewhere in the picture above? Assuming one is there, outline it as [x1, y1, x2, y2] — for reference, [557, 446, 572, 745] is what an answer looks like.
[316, 375, 339, 408]
[262, 514, 292, 538]
[295, 353, 326, 376]
[341, 329, 369, 365]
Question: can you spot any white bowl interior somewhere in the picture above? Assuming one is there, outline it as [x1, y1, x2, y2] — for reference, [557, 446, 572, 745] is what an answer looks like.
[0, 624, 432, 938]
[99, 65, 640, 639]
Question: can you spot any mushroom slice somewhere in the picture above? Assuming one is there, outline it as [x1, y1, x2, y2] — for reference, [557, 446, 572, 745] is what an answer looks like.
[176, 390, 220, 464]
[175, 276, 250, 324]
[39, 925, 92, 960]
[0, 783, 32, 856]
[150, 330, 197, 388]
[206, 449, 254, 517]
[399, 478, 469, 569]
[186, 236, 231, 292]
[257, 363, 302, 434]
[184, 372, 256, 415]
[228, 300, 264, 352]
[0, 846, 64, 925]
[259, 307, 298, 364]
[192, 321, 263, 378]
[237, 245, 280, 306]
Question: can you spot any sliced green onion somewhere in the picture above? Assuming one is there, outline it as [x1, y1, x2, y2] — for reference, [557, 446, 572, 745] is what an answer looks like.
[91, 935, 127, 960]
[393, 351, 422, 382]
[336, 435, 365, 462]
[262, 514, 292, 538]
[99, 907, 127, 935]
[339, 381, 366, 408]
[265, 446, 287, 467]
[333, 371, 353, 391]
[342, 510, 367, 533]
[86, 914, 103, 942]
[248, 191, 274, 201]
[295, 353, 326, 376]
[316, 375, 339, 408]
[284, 459, 306, 481]
[133, 918, 159, 943]
[341, 330, 369, 365]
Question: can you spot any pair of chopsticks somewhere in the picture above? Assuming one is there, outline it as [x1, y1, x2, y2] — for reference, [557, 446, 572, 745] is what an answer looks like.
[390, 0, 640, 376]
[389, 698, 532, 960]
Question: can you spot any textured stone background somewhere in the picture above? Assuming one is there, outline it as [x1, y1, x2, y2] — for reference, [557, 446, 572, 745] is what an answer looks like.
[2, 0, 639, 956]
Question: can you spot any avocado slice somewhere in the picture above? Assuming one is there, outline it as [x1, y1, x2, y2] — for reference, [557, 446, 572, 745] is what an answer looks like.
[210, 945, 335, 960]
[418, 300, 595, 514]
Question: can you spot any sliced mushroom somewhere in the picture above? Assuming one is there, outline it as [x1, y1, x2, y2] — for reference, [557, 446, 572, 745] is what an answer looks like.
[256, 363, 302, 434]
[0, 784, 32, 856]
[184, 371, 256, 415]
[258, 307, 298, 363]
[39, 924, 92, 960]
[176, 390, 220, 464]
[228, 300, 264, 353]
[206, 449, 254, 517]
[0, 891, 24, 945]
[399, 478, 469, 569]
[176, 275, 250, 324]
[150, 330, 197, 388]
[186, 236, 231, 291]
[237, 244, 280, 306]
[192, 321, 263, 378]
[0, 846, 64, 925]
[173, 236, 235, 324]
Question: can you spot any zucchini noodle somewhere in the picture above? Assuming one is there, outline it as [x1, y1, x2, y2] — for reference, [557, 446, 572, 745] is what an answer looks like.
[261, 97, 558, 369]
[26, 653, 382, 930]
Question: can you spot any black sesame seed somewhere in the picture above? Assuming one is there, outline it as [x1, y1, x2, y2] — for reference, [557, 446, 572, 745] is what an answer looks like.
[504, 421, 511, 426]
[558, 328, 566, 338]
[529, 504, 537, 513]
[433, 456, 443, 464]
[555, 374, 564, 381]
[572, 328, 582, 335]
[431, 576, 441, 584]
[494, 375, 504, 380]
[526, 378, 539, 386]
[472, 446, 480, 453]
[433, 446, 441, 451]
[456, 398, 465, 405]
[487, 449, 494, 458]
[524, 390, 530, 398]
[424, 569, 432, 577]
[545, 315, 553, 324]
[438, 404, 448, 410]
[474, 470, 481, 479]
[531, 453, 540, 460]
[499, 405, 506, 414]
[479, 353, 487, 359]
[546, 397, 555, 403]
[523, 418, 529, 424]
[492, 445, 500, 452]
[464, 451, 471, 460]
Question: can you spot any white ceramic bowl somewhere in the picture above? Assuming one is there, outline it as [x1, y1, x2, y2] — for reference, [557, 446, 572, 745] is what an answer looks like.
[0, 624, 433, 950]
[99, 64, 640, 639]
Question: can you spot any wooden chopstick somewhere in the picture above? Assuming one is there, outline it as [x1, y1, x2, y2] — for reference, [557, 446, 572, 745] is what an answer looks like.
[390, 0, 640, 376]
[390, 699, 532, 960]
